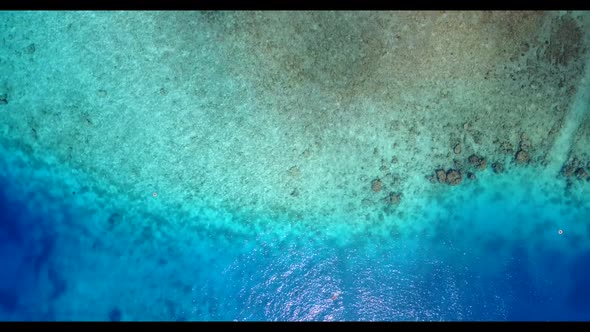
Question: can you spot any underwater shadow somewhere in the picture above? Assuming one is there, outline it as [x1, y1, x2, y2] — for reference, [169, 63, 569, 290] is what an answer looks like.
[0, 180, 66, 318]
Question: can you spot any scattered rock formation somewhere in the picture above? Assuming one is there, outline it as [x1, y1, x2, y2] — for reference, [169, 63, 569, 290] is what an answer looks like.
[288, 166, 300, 177]
[393, 174, 404, 186]
[24, 43, 36, 55]
[575, 168, 589, 180]
[386, 192, 402, 205]
[513, 132, 534, 166]
[427, 174, 437, 183]
[446, 169, 462, 186]
[107, 212, 122, 230]
[371, 178, 382, 192]
[435, 169, 446, 183]
[431, 168, 463, 186]
[492, 162, 504, 174]
[515, 150, 530, 165]
[361, 198, 373, 206]
[519, 132, 533, 151]
[562, 158, 582, 177]
[499, 141, 514, 154]
[468, 154, 487, 170]
[554, 157, 590, 182]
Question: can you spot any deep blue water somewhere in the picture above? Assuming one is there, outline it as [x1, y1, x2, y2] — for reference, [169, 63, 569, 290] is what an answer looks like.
[1, 169, 590, 321]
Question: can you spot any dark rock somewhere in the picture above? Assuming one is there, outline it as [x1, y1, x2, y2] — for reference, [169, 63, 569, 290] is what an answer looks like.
[499, 141, 514, 154]
[290, 188, 299, 197]
[478, 158, 487, 170]
[427, 174, 437, 184]
[391, 156, 398, 164]
[515, 150, 530, 165]
[0, 93, 7, 105]
[301, 149, 311, 158]
[563, 158, 581, 177]
[361, 198, 373, 206]
[386, 192, 402, 205]
[575, 168, 589, 180]
[468, 154, 481, 165]
[107, 213, 122, 229]
[383, 173, 393, 183]
[468, 154, 486, 170]
[109, 307, 122, 321]
[288, 166, 300, 177]
[24, 43, 36, 54]
[563, 163, 576, 177]
[467, 172, 476, 180]
[519, 132, 532, 151]
[435, 169, 446, 183]
[492, 162, 504, 174]
[446, 169, 462, 186]
[472, 131, 483, 144]
[371, 178, 382, 192]
[391, 174, 402, 186]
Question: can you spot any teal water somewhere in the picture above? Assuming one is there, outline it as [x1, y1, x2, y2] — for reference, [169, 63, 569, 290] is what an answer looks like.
[1, 11, 590, 321]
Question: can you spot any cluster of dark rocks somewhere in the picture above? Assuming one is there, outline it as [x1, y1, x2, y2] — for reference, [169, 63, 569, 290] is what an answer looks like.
[369, 177, 403, 206]
[426, 132, 589, 188]
[367, 152, 405, 206]
[497, 140, 514, 154]
[385, 192, 403, 205]
[432, 132, 538, 187]
[371, 178, 383, 192]
[429, 153, 489, 186]
[468, 154, 487, 170]
[562, 157, 590, 181]
[430, 168, 462, 186]
[515, 149, 530, 165]
[495, 133, 533, 166]
[492, 162, 504, 174]
[363, 148, 403, 206]
[515, 133, 532, 165]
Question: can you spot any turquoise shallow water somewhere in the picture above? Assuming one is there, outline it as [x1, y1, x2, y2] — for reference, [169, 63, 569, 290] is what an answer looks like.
[1, 11, 590, 321]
